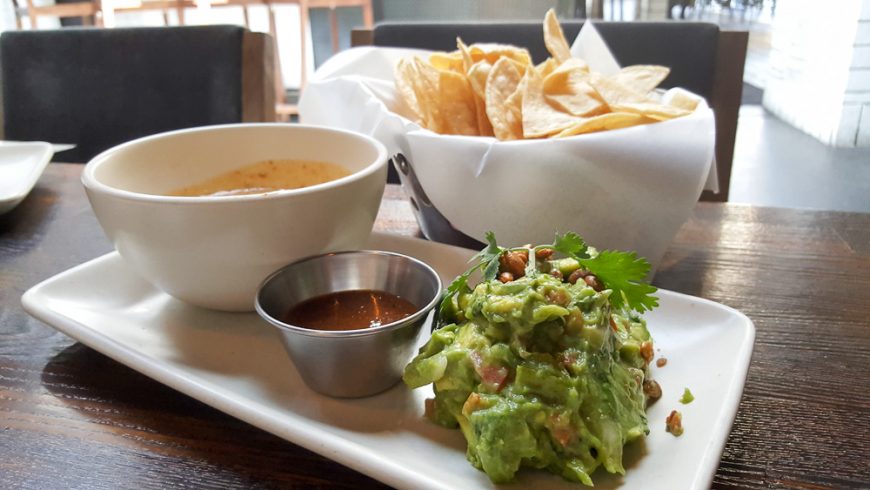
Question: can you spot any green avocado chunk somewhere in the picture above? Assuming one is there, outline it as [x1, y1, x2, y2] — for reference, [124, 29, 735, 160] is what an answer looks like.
[403, 272, 656, 485]
[680, 388, 694, 404]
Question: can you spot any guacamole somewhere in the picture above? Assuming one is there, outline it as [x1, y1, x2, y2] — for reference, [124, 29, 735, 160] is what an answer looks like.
[404, 236, 660, 485]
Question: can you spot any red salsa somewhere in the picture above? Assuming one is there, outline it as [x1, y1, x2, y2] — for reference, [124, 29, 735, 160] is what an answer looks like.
[283, 290, 418, 331]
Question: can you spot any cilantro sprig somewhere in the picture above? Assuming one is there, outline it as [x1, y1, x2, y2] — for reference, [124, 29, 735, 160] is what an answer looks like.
[436, 232, 503, 326]
[437, 231, 658, 327]
[551, 231, 659, 312]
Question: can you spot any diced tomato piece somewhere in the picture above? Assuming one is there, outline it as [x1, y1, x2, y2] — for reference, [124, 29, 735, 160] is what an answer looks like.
[548, 414, 576, 447]
[470, 351, 508, 391]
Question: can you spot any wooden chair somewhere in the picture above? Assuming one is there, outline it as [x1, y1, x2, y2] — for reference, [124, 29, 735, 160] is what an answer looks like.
[99, 0, 197, 28]
[15, 0, 200, 29]
[300, 0, 373, 85]
[0, 25, 275, 162]
[10, 0, 24, 28]
[276, 0, 374, 120]
[352, 21, 747, 202]
[18, 0, 104, 28]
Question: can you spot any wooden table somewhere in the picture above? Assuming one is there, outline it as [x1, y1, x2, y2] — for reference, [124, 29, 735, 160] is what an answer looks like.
[2, 163, 868, 488]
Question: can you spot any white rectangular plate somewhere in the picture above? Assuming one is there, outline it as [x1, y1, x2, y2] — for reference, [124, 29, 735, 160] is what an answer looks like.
[0, 141, 54, 214]
[22, 232, 754, 489]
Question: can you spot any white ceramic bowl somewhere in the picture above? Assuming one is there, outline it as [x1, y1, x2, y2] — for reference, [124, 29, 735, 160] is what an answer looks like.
[82, 124, 388, 312]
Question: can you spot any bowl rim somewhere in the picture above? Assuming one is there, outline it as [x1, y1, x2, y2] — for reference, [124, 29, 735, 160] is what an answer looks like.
[255, 250, 443, 339]
[81, 123, 389, 204]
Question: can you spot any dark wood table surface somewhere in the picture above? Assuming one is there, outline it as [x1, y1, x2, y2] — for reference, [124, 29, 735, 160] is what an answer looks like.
[2, 163, 868, 489]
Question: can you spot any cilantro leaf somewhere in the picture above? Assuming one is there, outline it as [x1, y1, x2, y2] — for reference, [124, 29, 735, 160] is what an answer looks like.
[441, 273, 468, 307]
[472, 231, 502, 263]
[435, 232, 504, 328]
[552, 232, 590, 259]
[550, 232, 658, 313]
[475, 231, 504, 282]
[482, 256, 501, 282]
[578, 250, 659, 312]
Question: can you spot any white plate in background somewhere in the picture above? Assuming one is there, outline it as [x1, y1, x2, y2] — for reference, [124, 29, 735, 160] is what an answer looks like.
[22, 232, 755, 489]
[0, 141, 54, 214]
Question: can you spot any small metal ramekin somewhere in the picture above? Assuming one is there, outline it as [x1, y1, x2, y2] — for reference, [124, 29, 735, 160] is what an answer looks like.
[255, 250, 442, 398]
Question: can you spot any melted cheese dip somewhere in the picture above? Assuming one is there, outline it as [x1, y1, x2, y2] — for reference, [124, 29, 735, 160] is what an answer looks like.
[169, 159, 351, 197]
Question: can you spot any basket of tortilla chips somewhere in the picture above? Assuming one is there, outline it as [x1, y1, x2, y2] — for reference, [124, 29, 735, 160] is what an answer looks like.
[299, 10, 716, 271]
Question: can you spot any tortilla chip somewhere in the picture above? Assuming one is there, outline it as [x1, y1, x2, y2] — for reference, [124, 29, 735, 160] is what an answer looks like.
[428, 51, 464, 73]
[410, 57, 446, 132]
[587, 73, 652, 107]
[522, 69, 584, 138]
[609, 102, 692, 120]
[467, 61, 495, 136]
[456, 38, 475, 73]
[664, 87, 701, 111]
[611, 65, 670, 94]
[536, 57, 559, 78]
[555, 112, 649, 137]
[485, 58, 525, 140]
[394, 58, 424, 123]
[546, 91, 605, 118]
[438, 70, 479, 135]
[543, 8, 572, 64]
[466, 43, 533, 68]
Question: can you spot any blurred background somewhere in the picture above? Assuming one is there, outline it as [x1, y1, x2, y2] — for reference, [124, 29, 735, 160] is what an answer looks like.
[0, 0, 777, 94]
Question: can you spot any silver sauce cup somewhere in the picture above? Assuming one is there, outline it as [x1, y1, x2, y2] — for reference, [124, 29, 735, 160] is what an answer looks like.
[255, 250, 442, 398]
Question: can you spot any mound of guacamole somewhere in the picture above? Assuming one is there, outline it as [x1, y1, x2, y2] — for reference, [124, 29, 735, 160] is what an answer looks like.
[404, 235, 660, 485]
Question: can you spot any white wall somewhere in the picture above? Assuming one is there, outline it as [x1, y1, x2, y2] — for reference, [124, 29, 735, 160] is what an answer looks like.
[851, 1, 870, 146]
[1, 0, 16, 31]
[763, 0, 870, 147]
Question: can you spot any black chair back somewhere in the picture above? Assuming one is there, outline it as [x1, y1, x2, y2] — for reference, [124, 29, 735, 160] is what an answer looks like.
[1, 25, 274, 163]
